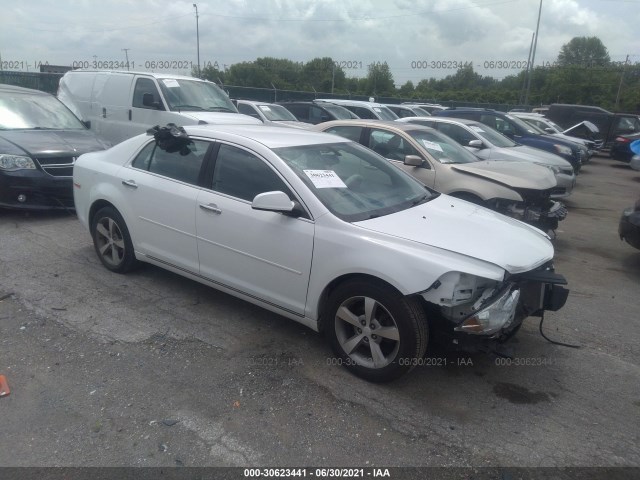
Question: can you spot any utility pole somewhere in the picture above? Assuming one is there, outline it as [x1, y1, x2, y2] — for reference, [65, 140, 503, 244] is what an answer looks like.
[193, 4, 200, 77]
[122, 49, 130, 71]
[615, 54, 630, 111]
[520, 32, 535, 105]
[331, 61, 335, 94]
[524, 0, 543, 106]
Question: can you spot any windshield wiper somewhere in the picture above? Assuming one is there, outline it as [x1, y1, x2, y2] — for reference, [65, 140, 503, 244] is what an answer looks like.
[172, 105, 206, 111]
[207, 106, 236, 112]
[411, 193, 434, 206]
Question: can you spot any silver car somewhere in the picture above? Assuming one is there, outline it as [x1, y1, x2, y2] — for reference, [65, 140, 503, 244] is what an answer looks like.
[397, 116, 576, 199]
[315, 120, 568, 233]
[235, 100, 311, 129]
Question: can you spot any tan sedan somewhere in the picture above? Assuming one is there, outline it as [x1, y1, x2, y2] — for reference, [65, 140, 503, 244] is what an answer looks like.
[314, 120, 566, 232]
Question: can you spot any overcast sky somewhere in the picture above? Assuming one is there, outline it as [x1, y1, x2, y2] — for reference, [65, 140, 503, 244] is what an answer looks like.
[2, 0, 639, 85]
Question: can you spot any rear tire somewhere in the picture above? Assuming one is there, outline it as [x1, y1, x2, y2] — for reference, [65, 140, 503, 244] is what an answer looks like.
[325, 279, 428, 382]
[90, 206, 138, 273]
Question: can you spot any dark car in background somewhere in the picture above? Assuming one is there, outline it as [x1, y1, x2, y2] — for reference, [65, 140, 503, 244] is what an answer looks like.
[0, 84, 109, 210]
[435, 108, 587, 173]
[545, 104, 640, 150]
[619, 196, 640, 251]
[277, 101, 358, 124]
[610, 133, 640, 163]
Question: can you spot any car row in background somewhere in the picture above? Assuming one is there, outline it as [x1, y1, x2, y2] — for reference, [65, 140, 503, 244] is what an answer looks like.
[396, 116, 576, 199]
[510, 112, 601, 157]
[314, 119, 567, 233]
[73, 123, 569, 382]
[0, 84, 109, 210]
[434, 108, 588, 173]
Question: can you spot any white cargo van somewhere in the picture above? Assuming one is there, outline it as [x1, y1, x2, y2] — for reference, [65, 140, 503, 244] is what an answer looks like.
[57, 70, 261, 145]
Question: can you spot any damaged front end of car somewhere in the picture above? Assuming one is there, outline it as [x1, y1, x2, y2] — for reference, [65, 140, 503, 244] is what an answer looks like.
[421, 262, 569, 351]
[489, 188, 567, 233]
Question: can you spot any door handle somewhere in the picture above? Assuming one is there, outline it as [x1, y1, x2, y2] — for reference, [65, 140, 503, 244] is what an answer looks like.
[121, 179, 138, 188]
[199, 203, 222, 214]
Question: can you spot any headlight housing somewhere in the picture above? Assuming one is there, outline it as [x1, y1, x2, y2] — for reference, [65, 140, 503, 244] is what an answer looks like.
[553, 144, 572, 156]
[0, 154, 37, 171]
[536, 162, 560, 174]
[455, 285, 520, 335]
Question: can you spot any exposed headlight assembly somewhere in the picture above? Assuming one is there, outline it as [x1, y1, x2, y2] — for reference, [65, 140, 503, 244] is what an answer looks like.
[0, 154, 36, 171]
[553, 144, 572, 156]
[455, 285, 520, 335]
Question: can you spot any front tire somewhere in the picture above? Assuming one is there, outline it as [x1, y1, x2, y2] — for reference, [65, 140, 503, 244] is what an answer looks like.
[325, 279, 428, 382]
[90, 206, 138, 273]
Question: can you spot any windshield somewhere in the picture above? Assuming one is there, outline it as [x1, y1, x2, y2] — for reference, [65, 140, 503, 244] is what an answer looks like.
[274, 141, 436, 222]
[408, 129, 480, 164]
[468, 123, 518, 147]
[374, 106, 399, 120]
[257, 104, 298, 121]
[157, 78, 237, 112]
[411, 107, 431, 117]
[506, 114, 545, 134]
[323, 104, 358, 119]
[0, 92, 86, 130]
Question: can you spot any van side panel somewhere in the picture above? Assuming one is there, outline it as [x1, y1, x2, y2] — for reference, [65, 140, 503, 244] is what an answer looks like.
[92, 73, 134, 145]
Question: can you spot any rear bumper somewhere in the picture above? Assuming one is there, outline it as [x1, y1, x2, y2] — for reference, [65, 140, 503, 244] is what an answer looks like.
[0, 170, 74, 210]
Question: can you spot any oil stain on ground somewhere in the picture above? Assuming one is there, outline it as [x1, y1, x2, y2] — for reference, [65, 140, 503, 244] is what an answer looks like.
[493, 382, 551, 404]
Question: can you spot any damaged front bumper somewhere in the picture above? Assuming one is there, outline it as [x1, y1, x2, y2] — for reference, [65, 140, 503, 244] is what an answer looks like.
[505, 200, 568, 232]
[422, 265, 569, 350]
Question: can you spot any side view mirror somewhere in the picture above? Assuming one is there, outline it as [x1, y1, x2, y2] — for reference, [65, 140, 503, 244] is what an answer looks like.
[82, 120, 91, 129]
[142, 93, 162, 110]
[252, 191, 302, 217]
[544, 127, 555, 134]
[404, 155, 424, 167]
[468, 139, 484, 149]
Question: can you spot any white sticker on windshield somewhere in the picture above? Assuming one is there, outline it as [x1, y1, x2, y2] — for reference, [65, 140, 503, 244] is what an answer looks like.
[470, 126, 485, 133]
[258, 105, 271, 112]
[303, 170, 347, 189]
[373, 107, 382, 112]
[162, 79, 180, 88]
[420, 139, 444, 152]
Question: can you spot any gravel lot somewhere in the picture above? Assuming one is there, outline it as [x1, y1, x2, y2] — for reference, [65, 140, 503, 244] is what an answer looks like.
[0, 155, 638, 469]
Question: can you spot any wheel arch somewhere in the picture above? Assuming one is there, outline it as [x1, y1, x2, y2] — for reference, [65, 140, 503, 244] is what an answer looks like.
[316, 273, 405, 333]
[89, 199, 119, 226]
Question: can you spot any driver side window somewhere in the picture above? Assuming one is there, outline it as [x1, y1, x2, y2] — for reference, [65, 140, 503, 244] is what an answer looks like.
[211, 144, 293, 203]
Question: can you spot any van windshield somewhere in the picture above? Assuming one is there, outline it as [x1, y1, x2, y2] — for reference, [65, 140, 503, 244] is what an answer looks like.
[157, 79, 237, 113]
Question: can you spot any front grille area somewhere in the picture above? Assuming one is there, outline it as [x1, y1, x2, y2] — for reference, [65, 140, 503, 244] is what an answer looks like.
[35, 156, 75, 177]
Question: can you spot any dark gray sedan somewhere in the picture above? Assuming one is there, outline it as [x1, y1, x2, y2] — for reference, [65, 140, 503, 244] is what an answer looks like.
[0, 84, 109, 210]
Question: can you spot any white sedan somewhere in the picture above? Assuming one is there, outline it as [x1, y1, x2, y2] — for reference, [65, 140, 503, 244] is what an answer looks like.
[73, 124, 569, 382]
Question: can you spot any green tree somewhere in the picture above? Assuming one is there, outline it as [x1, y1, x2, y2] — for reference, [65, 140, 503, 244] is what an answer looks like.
[556, 36, 610, 67]
[366, 62, 395, 96]
[300, 57, 346, 93]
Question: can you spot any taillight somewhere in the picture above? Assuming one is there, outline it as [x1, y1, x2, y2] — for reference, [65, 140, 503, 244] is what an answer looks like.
[615, 136, 630, 143]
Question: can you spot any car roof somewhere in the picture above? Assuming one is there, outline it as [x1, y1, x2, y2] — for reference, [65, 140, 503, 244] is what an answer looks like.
[64, 70, 213, 82]
[236, 99, 278, 106]
[184, 124, 349, 149]
[0, 83, 50, 96]
[401, 116, 479, 126]
[316, 99, 390, 108]
[318, 119, 436, 133]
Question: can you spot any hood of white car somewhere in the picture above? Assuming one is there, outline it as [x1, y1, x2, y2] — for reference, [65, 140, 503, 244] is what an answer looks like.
[355, 194, 553, 274]
[181, 112, 263, 125]
[451, 160, 556, 190]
